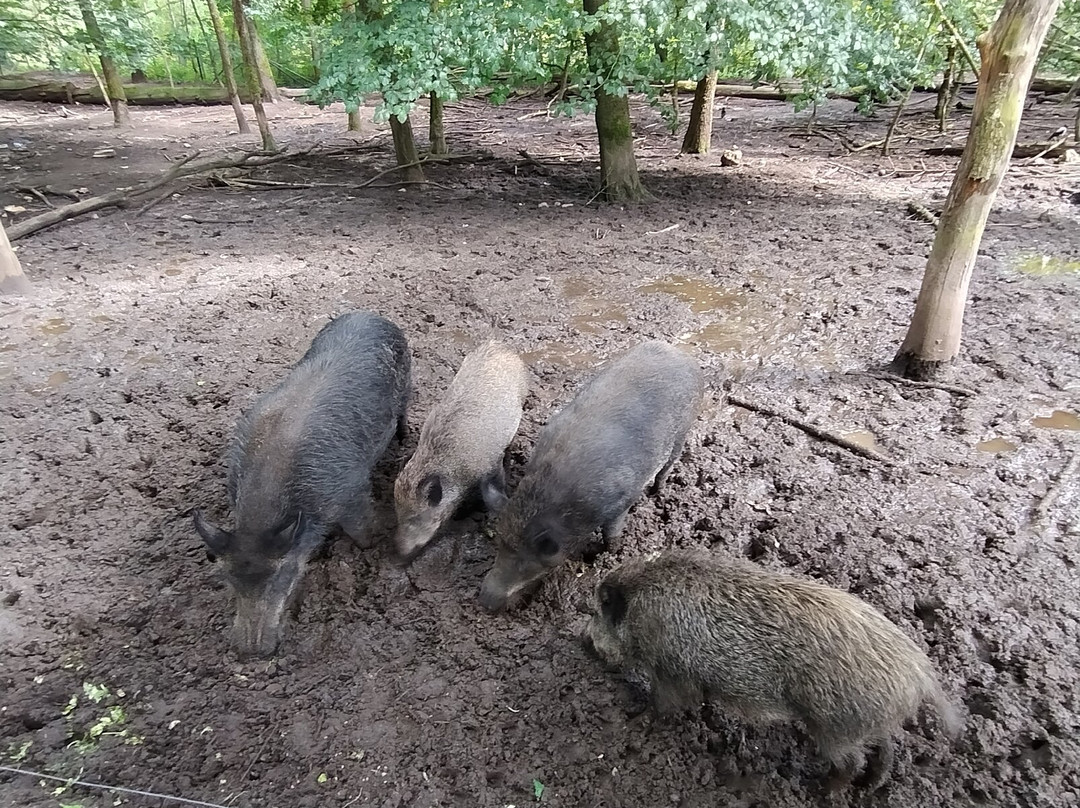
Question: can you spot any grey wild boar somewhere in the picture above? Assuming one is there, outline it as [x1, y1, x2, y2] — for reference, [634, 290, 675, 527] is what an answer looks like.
[587, 550, 961, 788]
[394, 340, 528, 561]
[194, 311, 411, 658]
[479, 340, 704, 611]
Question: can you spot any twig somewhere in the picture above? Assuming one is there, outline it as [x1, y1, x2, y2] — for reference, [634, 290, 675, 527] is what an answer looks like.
[645, 223, 680, 236]
[905, 201, 940, 226]
[930, 0, 980, 76]
[884, 14, 936, 157]
[135, 187, 180, 216]
[0, 765, 233, 808]
[8, 148, 308, 241]
[14, 186, 53, 208]
[1033, 453, 1079, 527]
[727, 394, 892, 464]
[857, 371, 975, 396]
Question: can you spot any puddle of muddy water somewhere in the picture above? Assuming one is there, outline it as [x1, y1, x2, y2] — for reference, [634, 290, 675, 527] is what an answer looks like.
[977, 437, 1018, 454]
[39, 318, 72, 335]
[842, 430, 881, 453]
[1032, 410, 1080, 430]
[522, 341, 598, 370]
[1014, 255, 1080, 276]
[638, 275, 746, 314]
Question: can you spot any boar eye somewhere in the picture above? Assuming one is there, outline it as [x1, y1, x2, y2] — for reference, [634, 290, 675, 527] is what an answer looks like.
[421, 474, 443, 507]
[533, 532, 560, 557]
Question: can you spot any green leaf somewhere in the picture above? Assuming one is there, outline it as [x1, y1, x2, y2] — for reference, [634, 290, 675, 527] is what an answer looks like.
[533, 778, 545, 801]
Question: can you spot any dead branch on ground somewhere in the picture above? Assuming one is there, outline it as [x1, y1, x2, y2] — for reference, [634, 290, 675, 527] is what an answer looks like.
[7, 148, 309, 241]
[727, 394, 892, 464]
[1033, 452, 1079, 528]
[924, 141, 1071, 159]
[905, 201, 941, 226]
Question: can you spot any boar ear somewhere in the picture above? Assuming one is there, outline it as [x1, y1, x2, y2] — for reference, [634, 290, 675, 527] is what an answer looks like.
[193, 510, 233, 557]
[419, 474, 443, 507]
[598, 582, 627, 625]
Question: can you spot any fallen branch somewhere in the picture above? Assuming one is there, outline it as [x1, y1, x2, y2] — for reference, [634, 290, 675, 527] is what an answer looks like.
[1033, 452, 1079, 528]
[905, 201, 940, 226]
[7, 148, 307, 241]
[727, 394, 892, 464]
[925, 141, 1071, 159]
[857, 370, 975, 396]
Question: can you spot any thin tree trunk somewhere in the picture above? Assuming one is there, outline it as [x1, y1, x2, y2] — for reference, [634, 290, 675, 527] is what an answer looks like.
[429, 91, 447, 155]
[233, 0, 276, 150]
[190, 0, 216, 80]
[301, 0, 320, 80]
[389, 115, 425, 183]
[681, 71, 717, 154]
[0, 220, 31, 295]
[893, 0, 1063, 380]
[232, 0, 278, 102]
[251, 19, 279, 101]
[77, 0, 130, 126]
[583, 0, 649, 202]
[936, 45, 956, 133]
[207, 0, 250, 133]
[342, 0, 361, 131]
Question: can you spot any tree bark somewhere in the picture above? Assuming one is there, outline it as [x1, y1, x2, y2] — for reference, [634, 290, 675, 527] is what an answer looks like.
[936, 45, 956, 133]
[341, 0, 362, 131]
[583, 0, 649, 202]
[389, 115, 425, 183]
[429, 91, 447, 155]
[207, 0, 250, 133]
[77, 0, 130, 126]
[232, 0, 278, 102]
[681, 71, 717, 154]
[0, 220, 31, 295]
[893, 0, 1063, 380]
[232, 0, 276, 150]
[301, 0, 320, 80]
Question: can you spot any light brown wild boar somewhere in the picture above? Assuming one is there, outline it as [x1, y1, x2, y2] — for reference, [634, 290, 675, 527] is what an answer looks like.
[587, 550, 961, 788]
[394, 340, 529, 561]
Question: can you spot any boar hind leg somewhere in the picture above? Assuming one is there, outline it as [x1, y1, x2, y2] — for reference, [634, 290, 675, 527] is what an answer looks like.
[649, 441, 685, 496]
[339, 499, 376, 548]
[601, 509, 630, 551]
[817, 734, 868, 793]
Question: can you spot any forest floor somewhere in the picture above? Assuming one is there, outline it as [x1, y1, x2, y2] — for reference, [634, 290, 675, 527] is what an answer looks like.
[1, 87, 1079, 808]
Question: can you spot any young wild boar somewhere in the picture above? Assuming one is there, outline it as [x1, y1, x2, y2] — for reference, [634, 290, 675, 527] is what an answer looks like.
[193, 311, 411, 658]
[394, 340, 529, 561]
[587, 550, 962, 788]
[478, 340, 704, 612]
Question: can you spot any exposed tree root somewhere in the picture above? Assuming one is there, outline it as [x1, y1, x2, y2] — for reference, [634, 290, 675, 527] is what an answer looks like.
[858, 371, 976, 397]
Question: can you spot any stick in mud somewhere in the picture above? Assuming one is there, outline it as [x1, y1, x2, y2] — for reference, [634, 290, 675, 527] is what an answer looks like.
[727, 394, 892, 464]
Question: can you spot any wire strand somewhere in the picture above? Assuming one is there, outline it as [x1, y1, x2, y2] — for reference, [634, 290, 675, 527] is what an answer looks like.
[0, 765, 236, 808]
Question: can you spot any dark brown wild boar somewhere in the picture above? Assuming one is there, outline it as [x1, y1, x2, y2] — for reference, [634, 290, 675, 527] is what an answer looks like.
[587, 549, 962, 788]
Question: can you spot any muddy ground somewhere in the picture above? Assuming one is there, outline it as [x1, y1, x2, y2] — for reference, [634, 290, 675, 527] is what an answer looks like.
[1, 86, 1079, 808]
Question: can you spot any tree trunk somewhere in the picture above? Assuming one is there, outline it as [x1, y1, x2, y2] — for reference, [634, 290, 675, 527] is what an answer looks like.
[583, 0, 649, 202]
[232, 0, 278, 102]
[389, 115, 425, 183]
[429, 91, 448, 155]
[207, 0, 250, 133]
[76, 0, 130, 126]
[342, 0, 362, 131]
[0, 220, 31, 295]
[681, 71, 717, 154]
[301, 0, 320, 80]
[893, 0, 1062, 380]
[251, 20, 279, 101]
[232, 0, 276, 150]
[935, 45, 956, 134]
